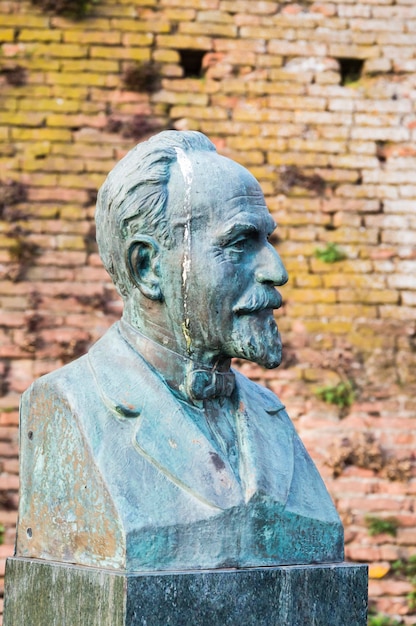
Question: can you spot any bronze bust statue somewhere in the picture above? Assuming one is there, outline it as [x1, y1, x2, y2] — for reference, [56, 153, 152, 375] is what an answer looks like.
[16, 131, 343, 571]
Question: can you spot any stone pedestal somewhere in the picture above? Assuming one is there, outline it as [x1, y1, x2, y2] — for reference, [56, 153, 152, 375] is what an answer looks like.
[4, 557, 368, 626]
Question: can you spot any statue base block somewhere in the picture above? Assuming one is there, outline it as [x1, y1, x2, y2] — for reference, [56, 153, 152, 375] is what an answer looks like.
[4, 557, 368, 625]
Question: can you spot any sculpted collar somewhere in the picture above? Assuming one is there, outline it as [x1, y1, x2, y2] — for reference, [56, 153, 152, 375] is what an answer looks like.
[119, 319, 235, 402]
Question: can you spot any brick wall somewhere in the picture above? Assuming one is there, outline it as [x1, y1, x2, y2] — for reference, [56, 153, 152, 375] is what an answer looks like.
[0, 0, 415, 622]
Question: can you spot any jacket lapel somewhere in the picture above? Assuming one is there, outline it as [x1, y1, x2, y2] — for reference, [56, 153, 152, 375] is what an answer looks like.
[88, 324, 243, 510]
[235, 372, 294, 507]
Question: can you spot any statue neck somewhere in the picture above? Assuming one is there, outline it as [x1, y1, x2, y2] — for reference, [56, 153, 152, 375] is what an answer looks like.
[119, 318, 234, 404]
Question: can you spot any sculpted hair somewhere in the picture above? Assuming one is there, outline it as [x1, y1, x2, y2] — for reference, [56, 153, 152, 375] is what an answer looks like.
[95, 130, 217, 298]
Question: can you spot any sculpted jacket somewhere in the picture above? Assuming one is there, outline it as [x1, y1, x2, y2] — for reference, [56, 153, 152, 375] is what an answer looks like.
[16, 323, 344, 571]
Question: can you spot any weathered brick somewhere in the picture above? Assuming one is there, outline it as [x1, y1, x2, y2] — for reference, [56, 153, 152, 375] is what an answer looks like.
[294, 274, 323, 288]
[329, 43, 380, 58]
[313, 258, 373, 274]
[348, 141, 377, 155]
[351, 126, 410, 142]
[294, 111, 353, 125]
[157, 34, 211, 49]
[227, 137, 288, 151]
[18, 28, 61, 42]
[45, 71, 116, 87]
[11, 127, 72, 141]
[338, 4, 372, 18]
[162, 0, 218, 8]
[0, 15, 49, 27]
[33, 43, 88, 58]
[60, 59, 119, 73]
[354, 112, 402, 127]
[163, 8, 196, 20]
[90, 46, 151, 61]
[28, 186, 89, 203]
[365, 215, 412, 230]
[268, 152, 330, 167]
[214, 38, 266, 53]
[63, 30, 121, 45]
[51, 85, 88, 99]
[269, 95, 327, 111]
[152, 90, 209, 106]
[220, 1, 277, 14]
[109, 18, 169, 33]
[314, 71, 341, 85]
[329, 154, 379, 168]
[18, 98, 79, 113]
[233, 107, 292, 122]
[270, 68, 314, 84]
[268, 40, 327, 57]
[121, 32, 154, 46]
[351, 18, 405, 31]
[0, 112, 45, 126]
[379, 305, 416, 320]
[0, 28, 15, 42]
[153, 48, 181, 63]
[46, 113, 107, 128]
[50, 16, 111, 29]
[285, 288, 337, 303]
[387, 273, 416, 289]
[289, 138, 346, 153]
[364, 58, 392, 74]
[384, 199, 416, 213]
[339, 289, 399, 304]
[381, 45, 413, 59]
[240, 25, 286, 39]
[402, 292, 416, 306]
[170, 105, 227, 119]
[248, 81, 305, 96]
[323, 274, 369, 288]
[256, 54, 284, 68]
[179, 21, 236, 37]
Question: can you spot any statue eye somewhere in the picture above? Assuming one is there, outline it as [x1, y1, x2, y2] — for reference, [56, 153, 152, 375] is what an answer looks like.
[228, 237, 248, 252]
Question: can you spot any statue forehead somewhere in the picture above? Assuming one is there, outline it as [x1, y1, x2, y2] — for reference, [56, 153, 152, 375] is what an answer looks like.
[167, 151, 266, 225]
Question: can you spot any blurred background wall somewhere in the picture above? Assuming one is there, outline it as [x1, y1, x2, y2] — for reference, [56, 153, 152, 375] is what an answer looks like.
[0, 0, 415, 623]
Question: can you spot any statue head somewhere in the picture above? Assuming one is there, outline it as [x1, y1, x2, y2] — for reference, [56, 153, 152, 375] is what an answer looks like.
[96, 130, 288, 369]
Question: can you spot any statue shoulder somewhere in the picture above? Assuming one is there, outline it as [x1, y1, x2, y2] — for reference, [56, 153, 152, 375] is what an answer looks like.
[21, 324, 123, 409]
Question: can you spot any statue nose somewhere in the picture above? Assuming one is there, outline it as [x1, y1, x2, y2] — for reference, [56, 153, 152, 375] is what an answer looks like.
[255, 245, 289, 287]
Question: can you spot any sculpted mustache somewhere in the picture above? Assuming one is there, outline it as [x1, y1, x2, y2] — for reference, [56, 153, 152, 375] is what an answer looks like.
[233, 290, 282, 315]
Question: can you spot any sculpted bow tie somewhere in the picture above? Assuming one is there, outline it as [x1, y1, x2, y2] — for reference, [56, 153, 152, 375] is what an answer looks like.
[186, 369, 235, 401]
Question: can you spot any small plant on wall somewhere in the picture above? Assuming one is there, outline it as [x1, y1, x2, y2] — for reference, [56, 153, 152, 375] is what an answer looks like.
[326, 432, 413, 481]
[367, 612, 404, 626]
[278, 165, 327, 195]
[314, 242, 347, 263]
[30, 0, 98, 18]
[0, 65, 27, 86]
[0, 180, 27, 215]
[122, 62, 162, 94]
[105, 115, 164, 142]
[365, 515, 399, 537]
[392, 556, 416, 613]
[315, 380, 355, 408]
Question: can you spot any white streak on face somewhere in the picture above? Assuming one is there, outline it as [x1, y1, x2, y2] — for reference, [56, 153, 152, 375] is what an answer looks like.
[174, 147, 194, 350]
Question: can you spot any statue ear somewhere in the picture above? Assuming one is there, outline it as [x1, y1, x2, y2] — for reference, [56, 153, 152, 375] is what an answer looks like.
[127, 236, 163, 302]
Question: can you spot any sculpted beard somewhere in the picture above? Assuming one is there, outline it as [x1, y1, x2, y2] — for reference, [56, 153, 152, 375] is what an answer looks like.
[226, 288, 283, 368]
[227, 310, 282, 369]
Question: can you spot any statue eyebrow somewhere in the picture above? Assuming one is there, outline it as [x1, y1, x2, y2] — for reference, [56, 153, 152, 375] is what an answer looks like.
[215, 217, 276, 246]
